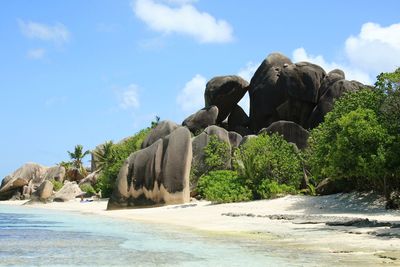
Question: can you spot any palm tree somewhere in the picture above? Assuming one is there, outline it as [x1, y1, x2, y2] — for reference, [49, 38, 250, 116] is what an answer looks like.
[92, 141, 115, 171]
[68, 144, 90, 174]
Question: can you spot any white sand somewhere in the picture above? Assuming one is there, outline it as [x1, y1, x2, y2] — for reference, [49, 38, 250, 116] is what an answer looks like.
[2, 193, 400, 265]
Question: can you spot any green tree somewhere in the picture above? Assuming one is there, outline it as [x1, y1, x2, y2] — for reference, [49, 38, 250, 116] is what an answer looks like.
[235, 133, 303, 199]
[95, 128, 150, 197]
[92, 141, 115, 172]
[203, 135, 231, 172]
[197, 170, 252, 203]
[67, 144, 90, 175]
[307, 89, 386, 181]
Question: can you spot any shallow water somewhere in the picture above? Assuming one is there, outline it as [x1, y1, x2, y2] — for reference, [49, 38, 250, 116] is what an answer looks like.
[0, 204, 362, 266]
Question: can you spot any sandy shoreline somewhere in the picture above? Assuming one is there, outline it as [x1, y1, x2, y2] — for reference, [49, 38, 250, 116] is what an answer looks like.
[2, 193, 400, 266]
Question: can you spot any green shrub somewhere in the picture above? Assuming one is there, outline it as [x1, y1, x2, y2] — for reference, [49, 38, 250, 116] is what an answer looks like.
[50, 179, 63, 191]
[257, 180, 297, 199]
[308, 107, 390, 191]
[203, 135, 231, 172]
[235, 133, 303, 199]
[95, 128, 150, 197]
[307, 89, 386, 182]
[197, 170, 252, 203]
[80, 183, 96, 196]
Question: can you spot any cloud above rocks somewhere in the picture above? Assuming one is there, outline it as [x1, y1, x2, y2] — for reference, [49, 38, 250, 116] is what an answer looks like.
[176, 74, 206, 113]
[117, 84, 140, 110]
[293, 22, 400, 85]
[18, 20, 70, 45]
[132, 0, 233, 43]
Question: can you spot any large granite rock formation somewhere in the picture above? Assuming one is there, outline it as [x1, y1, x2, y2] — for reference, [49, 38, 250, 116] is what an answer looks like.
[204, 76, 249, 123]
[190, 126, 232, 191]
[182, 106, 219, 134]
[142, 120, 179, 148]
[249, 53, 293, 132]
[260, 120, 310, 150]
[107, 127, 192, 209]
[36, 180, 54, 201]
[0, 163, 65, 200]
[53, 181, 83, 202]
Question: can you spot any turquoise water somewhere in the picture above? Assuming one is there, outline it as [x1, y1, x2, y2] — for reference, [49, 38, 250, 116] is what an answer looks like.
[0, 204, 328, 266]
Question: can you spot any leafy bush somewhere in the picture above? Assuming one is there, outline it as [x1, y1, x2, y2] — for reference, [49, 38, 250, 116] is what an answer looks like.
[95, 128, 150, 197]
[307, 89, 387, 182]
[257, 180, 297, 199]
[235, 133, 303, 199]
[50, 179, 63, 191]
[309, 108, 389, 189]
[203, 135, 231, 172]
[197, 170, 252, 203]
[80, 183, 96, 196]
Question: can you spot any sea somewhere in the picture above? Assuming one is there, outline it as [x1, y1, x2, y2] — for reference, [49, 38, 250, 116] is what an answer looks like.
[0, 204, 348, 267]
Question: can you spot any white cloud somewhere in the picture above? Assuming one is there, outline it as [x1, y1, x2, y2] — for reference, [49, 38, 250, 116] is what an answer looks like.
[132, 0, 233, 43]
[18, 20, 70, 45]
[292, 47, 372, 84]
[27, 48, 45, 59]
[176, 74, 206, 113]
[292, 22, 400, 85]
[237, 62, 258, 82]
[345, 22, 400, 74]
[118, 84, 140, 109]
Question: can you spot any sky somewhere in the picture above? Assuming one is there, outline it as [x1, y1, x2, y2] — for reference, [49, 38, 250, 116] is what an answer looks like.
[1, 0, 400, 179]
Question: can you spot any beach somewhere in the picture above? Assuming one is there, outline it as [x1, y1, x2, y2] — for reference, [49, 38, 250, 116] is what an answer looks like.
[2, 193, 400, 266]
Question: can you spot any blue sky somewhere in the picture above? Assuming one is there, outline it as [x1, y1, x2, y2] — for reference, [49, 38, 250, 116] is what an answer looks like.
[1, 0, 400, 179]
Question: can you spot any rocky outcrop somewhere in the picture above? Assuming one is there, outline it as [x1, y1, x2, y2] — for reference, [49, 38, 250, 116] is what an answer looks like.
[204, 76, 249, 123]
[182, 106, 219, 134]
[246, 52, 366, 133]
[36, 180, 54, 201]
[227, 105, 250, 135]
[142, 120, 179, 148]
[190, 126, 232, 191]
[79, 171, 99, 187]
[249, 53, 293, 132]
[107, 127, 192, 209]
[0, 163, 65, 200]
[260, 120, 310, 150]
[53, 181, 83, 202]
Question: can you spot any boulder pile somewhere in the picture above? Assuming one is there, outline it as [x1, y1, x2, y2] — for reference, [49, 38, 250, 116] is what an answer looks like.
[1, 52, 369, 208]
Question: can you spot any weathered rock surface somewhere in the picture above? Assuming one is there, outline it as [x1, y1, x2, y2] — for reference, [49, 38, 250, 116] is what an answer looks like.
[0, 163, 65, 200]
[182, 106, 218, 134]
[53, 181, 83, 202]
[108, 127, 192, 209]
[204, 75, 249, 123]
[190, 126, 232, 191]
[260, 120, 310, 150]
[228, 105, 250, 133]
[228, 131, 243, 148]
[79, 171, 99, 186]
[142, 120, 179, 148]
[37, 180, 54, 201]
[249, 53, 292, 132]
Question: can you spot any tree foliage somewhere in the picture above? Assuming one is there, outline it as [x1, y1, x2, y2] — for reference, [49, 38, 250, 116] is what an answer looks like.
[197, 170, 252, 203]
[67, 144, 90, 175]
[95, 128, 150, 197]
[203, 135, 231, 172]
[235, 133, 303, 199]
[308, 68, 400, 201]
